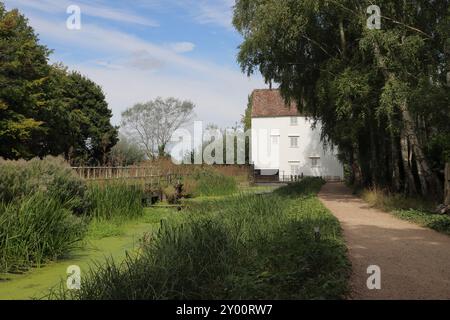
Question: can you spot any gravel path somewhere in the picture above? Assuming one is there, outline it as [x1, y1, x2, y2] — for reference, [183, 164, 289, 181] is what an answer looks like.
[319, 182, 450, 300]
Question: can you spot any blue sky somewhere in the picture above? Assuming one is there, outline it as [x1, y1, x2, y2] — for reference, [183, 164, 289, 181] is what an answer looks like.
[4, 0, 266, 127]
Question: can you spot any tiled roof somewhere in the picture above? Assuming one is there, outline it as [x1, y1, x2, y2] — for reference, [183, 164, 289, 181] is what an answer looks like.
[251, 89, 301, 118]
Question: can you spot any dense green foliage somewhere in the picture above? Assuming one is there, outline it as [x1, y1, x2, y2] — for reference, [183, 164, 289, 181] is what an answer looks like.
[109, 134, 146, 166]
[0, 3, 50, 159]
[233, 0, 450, 200]
[0, 4, 117, 164]
[392, 210, 450, 235]
[0, 157, 88, 272]
[45, 68, 118, 165]
[53, 178, 350, 300]
[186, 170, 238, 197]
[86, 182, 144, 221]
[0, 193, 86, 273]
[0, 157, 88, 214]
[0, 157, 146, 272]
[361, 189, 450, 235]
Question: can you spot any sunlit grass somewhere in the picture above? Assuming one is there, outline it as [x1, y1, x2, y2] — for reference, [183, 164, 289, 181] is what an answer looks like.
[86, 182, 144, 221]
[361, 189, 450, 235]
[52, 178, 350, 300]
[0, 193, 87, 273]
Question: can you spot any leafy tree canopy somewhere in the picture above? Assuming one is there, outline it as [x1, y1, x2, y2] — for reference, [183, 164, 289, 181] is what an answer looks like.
[0, 3, 118, 164]
[234, 0, 450, 199]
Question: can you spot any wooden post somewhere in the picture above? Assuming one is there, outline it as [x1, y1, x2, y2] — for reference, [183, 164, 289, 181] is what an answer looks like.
[445, 163, 450, 206]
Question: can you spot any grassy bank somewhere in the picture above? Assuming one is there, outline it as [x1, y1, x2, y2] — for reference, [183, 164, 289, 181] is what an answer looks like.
[0, 157, 245, 274]
[54, 178, 350, 300]
[183, 170, 238, 197]
[0, 207, 183, 300]
[361, 189, 450, 235]
[0, 193, 86, 273]
[87, 182, 144, 221]
[0, 158, 148, 273]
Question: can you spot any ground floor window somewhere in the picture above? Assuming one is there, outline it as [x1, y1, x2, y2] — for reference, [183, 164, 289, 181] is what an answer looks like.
[289, 161, 301, 175]
[310, 157, 320, 168]
[271, 135, 280, 145]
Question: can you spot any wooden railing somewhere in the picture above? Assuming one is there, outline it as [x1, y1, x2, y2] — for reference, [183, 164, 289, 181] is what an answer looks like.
[72, 166, 185, 184]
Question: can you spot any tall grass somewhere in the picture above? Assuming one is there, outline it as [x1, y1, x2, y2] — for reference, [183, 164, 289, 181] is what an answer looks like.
[0, 193, 87, 273]
[53, 178, 350, 300]
[0, 158, 148, 273]
[0, 157, 89, 273]
[86, 182, 144, 221]
[361, 188, 450, 235]
[0, 157, 88, 214]
[275, 177, 326, 197]
[186, 170, 238, 197]
[360, 188, 434, 212]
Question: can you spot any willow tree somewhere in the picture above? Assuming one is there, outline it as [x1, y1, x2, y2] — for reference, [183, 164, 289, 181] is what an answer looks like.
[233, 0, 449, 200]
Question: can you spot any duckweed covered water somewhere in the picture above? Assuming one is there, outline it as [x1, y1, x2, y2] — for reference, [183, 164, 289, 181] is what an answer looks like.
[0, 208, 178, 300]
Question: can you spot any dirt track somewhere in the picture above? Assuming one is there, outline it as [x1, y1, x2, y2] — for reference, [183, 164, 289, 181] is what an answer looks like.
[319, 182, 450, 300]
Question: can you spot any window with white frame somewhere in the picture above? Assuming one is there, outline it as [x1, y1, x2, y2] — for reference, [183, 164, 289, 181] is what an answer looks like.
[271, 135, 280, 145]
[310, 157, 320, 167]
[290, 117, 298, 126]
[289, 136, 299, 148]
[289, 162, 300, 175]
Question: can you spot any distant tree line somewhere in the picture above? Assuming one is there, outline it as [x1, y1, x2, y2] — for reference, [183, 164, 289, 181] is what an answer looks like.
[0, 3, 118, 165]
[234, 0, 450, 200]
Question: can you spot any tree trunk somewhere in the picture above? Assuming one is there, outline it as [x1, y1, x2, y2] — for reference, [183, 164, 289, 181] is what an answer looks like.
[373, 43, 443, 199]
[399, 100, 442, 199]
[400, 129, 417, 196]
[368, 117, 379, 187]
[390, 131, 401, 192]
[158, 144, 166, 158]
[351, 143, 363, 188]
[339, 19, 347, 58]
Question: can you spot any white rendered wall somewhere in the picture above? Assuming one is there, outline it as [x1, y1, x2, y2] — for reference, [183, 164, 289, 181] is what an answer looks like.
[251, 117, 344, 179]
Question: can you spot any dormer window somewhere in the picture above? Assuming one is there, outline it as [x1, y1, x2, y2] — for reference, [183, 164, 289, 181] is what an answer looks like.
[290, 117, 298, 126]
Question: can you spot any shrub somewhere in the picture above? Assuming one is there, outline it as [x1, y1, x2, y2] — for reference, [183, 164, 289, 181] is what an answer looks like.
[0, 157, 87, 214]
[0, 193, 87, 273]
[86, 182, 144, 221]
[181, 178, 198, 198]
[163, 185, 178, 204]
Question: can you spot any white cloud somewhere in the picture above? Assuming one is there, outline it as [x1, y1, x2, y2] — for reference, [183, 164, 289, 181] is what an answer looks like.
[168, 42, 196, 53]
[4, 0, 159, 27]
[127, 50, 165, 70]
[74, 65, 263, 128]
[134, 0, 235, 29]
[25, 13, 247, 81]
[194, 0, 235, 29]
[18, 12, 265, 127]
